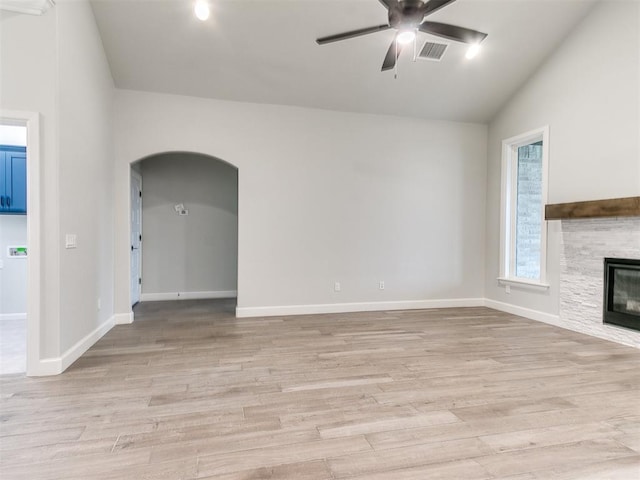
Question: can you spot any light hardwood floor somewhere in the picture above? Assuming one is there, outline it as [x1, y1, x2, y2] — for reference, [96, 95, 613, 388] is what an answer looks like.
[1, 300, 639, 479]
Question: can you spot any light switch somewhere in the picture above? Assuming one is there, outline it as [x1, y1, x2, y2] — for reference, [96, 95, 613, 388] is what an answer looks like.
[65, 234, 77, 249]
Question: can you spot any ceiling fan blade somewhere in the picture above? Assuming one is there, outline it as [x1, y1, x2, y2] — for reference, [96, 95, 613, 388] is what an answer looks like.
[421, 0, 458, 17]
[316, 24, 391, 45]
[419, 21, 487, 44]
[381, 36, 403, 71]
[377, 0, 400, 12]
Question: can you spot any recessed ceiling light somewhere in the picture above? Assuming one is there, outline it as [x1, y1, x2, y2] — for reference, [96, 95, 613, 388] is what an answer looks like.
[396, 30, 416, 45]
[465, 43, 482, 59]
[194, 0, 210, 21]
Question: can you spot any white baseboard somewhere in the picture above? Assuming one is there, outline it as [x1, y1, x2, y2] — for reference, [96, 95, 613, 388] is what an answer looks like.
[140, 290, 237, 302]
[0, 312, 26, 321]
[28, 315, 116, 377]
[59, 315, 115, 372]
[484, 299, 561, 326]
[30, 358, 63, 377]
[236, 298, 485, 318]
[114, 312, 134, 325]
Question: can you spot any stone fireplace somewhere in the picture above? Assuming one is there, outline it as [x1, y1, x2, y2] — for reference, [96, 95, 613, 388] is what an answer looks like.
[546, 197, 640, 348]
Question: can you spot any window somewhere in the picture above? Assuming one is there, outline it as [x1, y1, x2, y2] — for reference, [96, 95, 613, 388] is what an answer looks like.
[499, 126, 549, 288]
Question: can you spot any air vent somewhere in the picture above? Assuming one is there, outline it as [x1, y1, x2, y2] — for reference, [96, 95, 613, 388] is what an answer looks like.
[419, 41, 448, 61]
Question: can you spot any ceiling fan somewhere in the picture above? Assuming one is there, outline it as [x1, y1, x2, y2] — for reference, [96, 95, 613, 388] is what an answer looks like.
[316, 0, 488, 71]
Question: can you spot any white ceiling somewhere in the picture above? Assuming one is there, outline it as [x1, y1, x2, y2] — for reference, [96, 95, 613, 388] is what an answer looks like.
[90, 0, 597, 123]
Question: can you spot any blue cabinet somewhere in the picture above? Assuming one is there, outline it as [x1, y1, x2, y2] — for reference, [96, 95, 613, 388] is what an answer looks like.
[0, 145, 27, 215]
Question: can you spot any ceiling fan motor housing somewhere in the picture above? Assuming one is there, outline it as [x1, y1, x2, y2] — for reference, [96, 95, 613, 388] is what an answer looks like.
[389, 0, 426, 29]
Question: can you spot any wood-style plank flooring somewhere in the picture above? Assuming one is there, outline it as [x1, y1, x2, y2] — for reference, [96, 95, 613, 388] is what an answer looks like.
[1, 300, 639, 479]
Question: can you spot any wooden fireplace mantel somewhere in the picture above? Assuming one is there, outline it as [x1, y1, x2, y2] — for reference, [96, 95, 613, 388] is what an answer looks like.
[545, 196, 640, 220]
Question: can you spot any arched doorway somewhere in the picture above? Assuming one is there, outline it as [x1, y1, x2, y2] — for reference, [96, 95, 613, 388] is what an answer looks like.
[130, 152, 238, 314]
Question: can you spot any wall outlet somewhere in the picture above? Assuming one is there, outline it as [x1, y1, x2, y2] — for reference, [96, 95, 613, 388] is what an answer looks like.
[334, 282, 341, 292]
[505, 284, 511, 294]
[97, 298, 101, 310]
[379, 281, 385, 290]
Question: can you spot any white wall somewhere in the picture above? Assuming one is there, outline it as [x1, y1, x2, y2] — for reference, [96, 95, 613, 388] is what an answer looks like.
[1, 0, 115, 368]
[114, 90, 488, 316]
[140, 153, 238, 297]
[0, 216, 27, 315]
[485, 0, 640, 315]
[1, 7, 60, 357]
[57, 0, 115, 353]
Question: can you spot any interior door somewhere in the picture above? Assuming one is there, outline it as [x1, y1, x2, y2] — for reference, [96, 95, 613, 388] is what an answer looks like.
[130, 171, 142, 306]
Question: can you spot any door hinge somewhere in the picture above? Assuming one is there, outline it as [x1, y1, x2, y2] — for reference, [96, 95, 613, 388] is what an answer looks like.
[138, 278, 142, 285]
[139, 234, 142, 241]
[139, 190, 142, 197]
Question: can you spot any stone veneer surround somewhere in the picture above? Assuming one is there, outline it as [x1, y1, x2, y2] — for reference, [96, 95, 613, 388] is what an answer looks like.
[559, 216, 640, 348]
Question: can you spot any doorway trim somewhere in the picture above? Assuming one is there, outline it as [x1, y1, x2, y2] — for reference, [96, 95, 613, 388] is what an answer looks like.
[130, 168, 142, 308]
[0, 110, 41, 376]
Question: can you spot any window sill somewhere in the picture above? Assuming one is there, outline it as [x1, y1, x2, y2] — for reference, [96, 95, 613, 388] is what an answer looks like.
[497, 277, 550, 291]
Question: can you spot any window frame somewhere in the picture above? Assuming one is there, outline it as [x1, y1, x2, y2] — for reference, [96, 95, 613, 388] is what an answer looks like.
[498, 126, 550, 289]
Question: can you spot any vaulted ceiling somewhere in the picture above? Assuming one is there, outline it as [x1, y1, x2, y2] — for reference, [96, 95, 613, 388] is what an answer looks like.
[91, 0, 597, 123]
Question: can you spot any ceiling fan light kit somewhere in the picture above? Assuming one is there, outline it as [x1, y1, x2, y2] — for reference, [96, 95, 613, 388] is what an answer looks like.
[316, 0, 487, 72]
[465, 43, 482, 59]
[194, 0, 210, 21]
[396, 30, 417, 45]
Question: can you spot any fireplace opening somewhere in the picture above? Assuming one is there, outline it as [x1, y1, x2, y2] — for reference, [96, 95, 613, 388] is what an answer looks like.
[604, 258, 640, 332]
